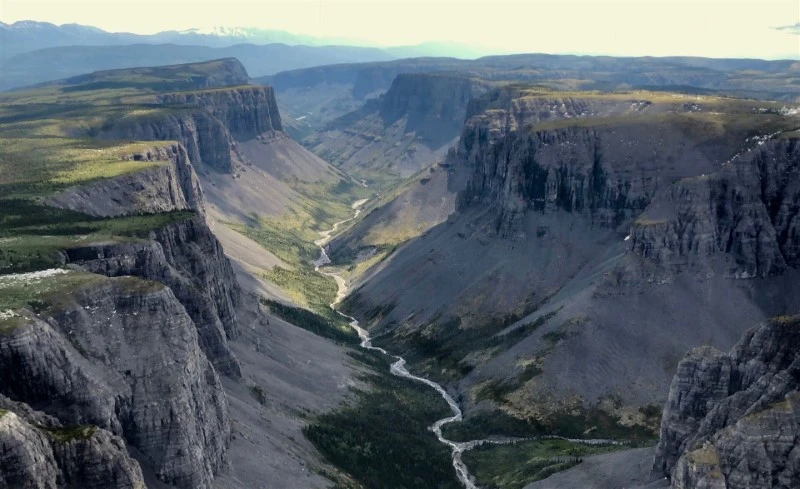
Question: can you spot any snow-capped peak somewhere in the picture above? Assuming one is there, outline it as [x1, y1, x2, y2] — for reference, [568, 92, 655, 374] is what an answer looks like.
[179, 26, 254, 37]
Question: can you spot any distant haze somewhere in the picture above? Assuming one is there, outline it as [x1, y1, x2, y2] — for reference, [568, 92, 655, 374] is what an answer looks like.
[2, 0, 799, 59]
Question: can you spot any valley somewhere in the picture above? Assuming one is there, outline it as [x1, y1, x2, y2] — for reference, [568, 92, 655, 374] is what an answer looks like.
[0, 23, 798, 489]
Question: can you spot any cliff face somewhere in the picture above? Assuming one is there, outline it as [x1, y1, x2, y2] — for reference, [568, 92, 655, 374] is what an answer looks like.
[653, 316, 800, 489]
[455, 119, 720, 237]
[0, 394, 146, 489]
[156, 86, 283, 138]
[341, 89, 799, 440]
[45, 143, 205, 216]
[0, 276, 230, 489]
[306, 73, 488, 182]
[630, 138, 800, 279]
[378, 73, 486, 140]
[64, 216, 244, 377]
[100, 86, 284, 174]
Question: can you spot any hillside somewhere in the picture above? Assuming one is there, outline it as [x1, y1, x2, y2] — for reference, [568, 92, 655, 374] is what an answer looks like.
[340, 86, 800, 451]
[305, 73, 490, 186]
[0, 59, 376, 489]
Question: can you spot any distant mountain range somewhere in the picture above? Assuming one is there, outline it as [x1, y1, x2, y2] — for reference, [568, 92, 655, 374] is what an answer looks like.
[0, 20, 494, 60]
[0, 20, 500, 91]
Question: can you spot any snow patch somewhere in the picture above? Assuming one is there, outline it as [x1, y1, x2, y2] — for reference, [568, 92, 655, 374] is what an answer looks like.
[0, 268, 69, 285]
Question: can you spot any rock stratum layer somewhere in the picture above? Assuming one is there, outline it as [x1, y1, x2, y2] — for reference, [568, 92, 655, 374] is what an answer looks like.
[653, 315, 800, 489]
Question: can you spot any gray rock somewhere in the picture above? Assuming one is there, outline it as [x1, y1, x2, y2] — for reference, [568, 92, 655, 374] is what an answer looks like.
[0, 277, 230, 489]
[630, 138, 800, 278]
[654, 316, 800, 489]
[1, 400, 146, 489]
[65, 216, 245, 378]
[156, 85, 283, 138]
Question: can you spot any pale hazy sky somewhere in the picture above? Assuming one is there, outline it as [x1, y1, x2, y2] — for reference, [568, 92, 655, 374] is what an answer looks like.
[2, 0, 799, 59]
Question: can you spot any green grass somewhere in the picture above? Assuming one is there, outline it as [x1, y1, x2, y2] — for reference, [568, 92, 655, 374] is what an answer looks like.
[0, 269, 102, 316]
[233, 213, 341, 314]
[0, 199, 195, 273]
[0, 137, 174, 197]
[462, 438, 626, 489]
[0, 58, 248, 105]
[303, 350, 461, 489]
[42, 424, 97, 443]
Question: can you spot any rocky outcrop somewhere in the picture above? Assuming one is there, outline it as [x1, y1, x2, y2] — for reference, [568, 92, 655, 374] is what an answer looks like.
[97, 109, 247, 174]
[156, 85, 283, 138]
[99, 86, 283, 174]
[44, 143, 204, 216]
[0, 400, 146, 489]
[378, 73, 488, 141]
[0, 276, 230, 489]
[453, 88, 798, 240]
[653, 315, 800, 489]
[630, 138, 800, 279]
[455, 120, 720, 237]
[63, 216, 244, 378]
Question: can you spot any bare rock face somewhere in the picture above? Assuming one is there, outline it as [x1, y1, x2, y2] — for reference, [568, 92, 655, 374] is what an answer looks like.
[99, 86, 283, 174]
[630, 138, 800, 279]
[306, 72, 488, 180]
[0, 277, 229, 489]
[455, 122, 720, 238]
[377, 73, 488, 142]
[0, 402, 145, 489]
[98, 110, 247, 174]
[44, 143, 204, 216]
[156, 86, 283, 138]
[1, 407, 148, 489]
[653, 315, 800, 489]
[64, 216, 244, 378]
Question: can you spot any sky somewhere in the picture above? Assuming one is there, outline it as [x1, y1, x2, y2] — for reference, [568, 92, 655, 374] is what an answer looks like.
[1, 0, 799, 59]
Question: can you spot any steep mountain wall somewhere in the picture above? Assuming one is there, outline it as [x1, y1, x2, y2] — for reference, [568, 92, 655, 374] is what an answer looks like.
[342, 89, 799, 436]
[306, 73, 488, 182]
[630, 138, 800, 279]
[64, 216, 245, 378]
[99, 86, 284, 174]
[653, 316, 800, 489]
[156, 85, 283, 138]
[0, 276, 230, 489]
[0, 394, 145, 489]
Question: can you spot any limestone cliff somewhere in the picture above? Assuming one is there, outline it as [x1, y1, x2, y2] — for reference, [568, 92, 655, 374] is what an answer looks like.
[0, 275, 230, 489]
[0, 395, 145, 489]
[653, 316, 800, 489]
[341, 89, 799, 437]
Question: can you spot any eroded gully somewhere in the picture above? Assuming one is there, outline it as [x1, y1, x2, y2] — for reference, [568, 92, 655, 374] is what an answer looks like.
[313, 199, 618, 489]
